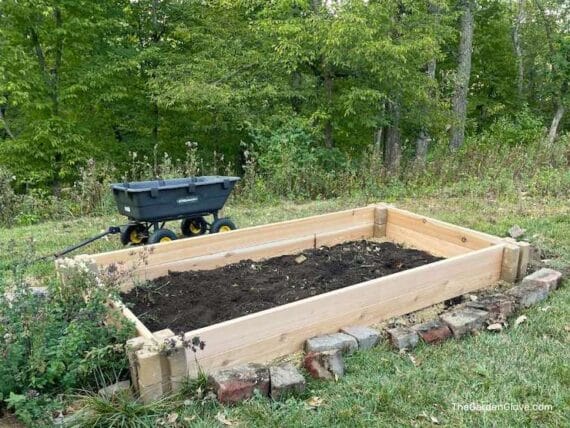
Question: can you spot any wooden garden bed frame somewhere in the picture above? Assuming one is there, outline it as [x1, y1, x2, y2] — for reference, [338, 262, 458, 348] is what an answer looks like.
[57, 203, 530, 401]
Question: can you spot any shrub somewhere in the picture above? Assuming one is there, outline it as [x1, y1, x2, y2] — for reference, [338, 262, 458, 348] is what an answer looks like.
[0, 250, 134, 425]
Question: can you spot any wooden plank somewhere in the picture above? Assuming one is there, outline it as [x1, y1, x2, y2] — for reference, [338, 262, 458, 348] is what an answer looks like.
[109, 300, 154, 339]
[516, 241, 531, 281]
[386, 223, 472, 257]
[90, 206, 375, 268]
[500, 242, 520, 283]
[386, 207, 502, 251]
[373, 206, 388, 238]
[120, 224, 373, 290]
[181, 245, 503, 373]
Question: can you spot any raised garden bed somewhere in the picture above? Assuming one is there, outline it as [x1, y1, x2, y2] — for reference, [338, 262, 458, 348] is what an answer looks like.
[56, 203, 530, 402]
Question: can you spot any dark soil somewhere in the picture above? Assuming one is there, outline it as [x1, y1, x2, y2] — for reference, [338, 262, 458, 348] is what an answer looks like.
[121, 240, 443, 333]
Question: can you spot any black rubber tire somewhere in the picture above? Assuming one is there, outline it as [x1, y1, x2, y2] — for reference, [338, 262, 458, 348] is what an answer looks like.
[148, 228, 178, 244]
[120, 224, 147, 246]
[211, 218, 237, 234]
[181, 216, 208, 237]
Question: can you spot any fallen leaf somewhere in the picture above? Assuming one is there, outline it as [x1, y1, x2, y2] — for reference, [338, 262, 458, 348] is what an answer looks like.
[409, 354, 419, 367]
[565, 325, 570, 332]
[295, 255, 307, 264]
[540, 306, 551, 312]
[167, 413, 179, 424]
[216, 412, 236, 426]
[487, 323, 503, 332]
[515, 315, 528, 327]
[306, 396, 324, 408]
[184, 415, 196, 422]
[430, 415, 440, 424]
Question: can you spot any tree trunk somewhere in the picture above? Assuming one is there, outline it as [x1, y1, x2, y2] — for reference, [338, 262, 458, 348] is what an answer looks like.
[414, 131, 430, 167]
[323, 72, 334, 148]
[547, 102, 565, 146]
[414, 3, 439, 165]
[449, 0, 475, 151]
[513, 0, 525, 101]
[0, 104, 15, 140]
[385, 101, 401, 175]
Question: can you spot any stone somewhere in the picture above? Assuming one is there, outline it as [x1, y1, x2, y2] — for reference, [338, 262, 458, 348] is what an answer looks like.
[305, 333, 358, 354]
[412, 319, 452, 344]
[98, 380, 132, 400]
[340, 326, 380, 350]
[386, 327, 419, 350]
[269, 363, 306, 400]
[466, 293, 515, 322]
[522, 268, 562, 291]
[506, 282, 549, 308]
[303, 350, 345, 380]
[30, 287, 49, 298]
[208, 363, 270, 405]
[439, 307, 488, 337]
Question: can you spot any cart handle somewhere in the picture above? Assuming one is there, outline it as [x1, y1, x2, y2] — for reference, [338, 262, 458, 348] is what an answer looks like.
[54, 227, 121, 258]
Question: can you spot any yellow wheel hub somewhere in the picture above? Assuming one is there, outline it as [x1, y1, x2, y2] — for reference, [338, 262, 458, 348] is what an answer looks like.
[190, 222, 202, 234]
[159, 237, 172, 243]
[130, 230, 143, 244]
[219, 225, 232, 233]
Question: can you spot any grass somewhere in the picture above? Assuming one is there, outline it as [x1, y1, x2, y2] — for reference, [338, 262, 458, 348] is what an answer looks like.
[1, 194, 569, 426]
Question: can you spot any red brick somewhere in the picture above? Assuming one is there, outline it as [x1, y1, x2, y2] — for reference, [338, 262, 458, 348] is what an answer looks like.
[208, 363, 269, 404]
[413, 319, 452, 344]
[303, 350, 344, 380]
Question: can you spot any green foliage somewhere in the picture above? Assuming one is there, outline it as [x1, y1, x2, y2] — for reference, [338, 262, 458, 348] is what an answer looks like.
[0, 249, 134, 424]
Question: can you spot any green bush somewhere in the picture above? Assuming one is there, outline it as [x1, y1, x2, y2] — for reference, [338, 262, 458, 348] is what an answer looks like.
[0, 253, 134, 425]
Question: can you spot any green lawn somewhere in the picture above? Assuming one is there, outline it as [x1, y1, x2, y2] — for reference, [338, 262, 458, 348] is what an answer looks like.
[1, 195, 569, 426]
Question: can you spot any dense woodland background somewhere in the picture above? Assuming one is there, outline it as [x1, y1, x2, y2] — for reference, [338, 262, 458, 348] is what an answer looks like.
[0, 0, 568, 225]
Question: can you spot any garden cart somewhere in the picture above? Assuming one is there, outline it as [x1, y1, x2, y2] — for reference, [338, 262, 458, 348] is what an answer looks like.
[111, 176, 240, 245]
[49, 176, 240, 259]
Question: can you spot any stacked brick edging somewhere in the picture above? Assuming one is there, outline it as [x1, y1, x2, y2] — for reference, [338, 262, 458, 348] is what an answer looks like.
[125, 267, 563, 404]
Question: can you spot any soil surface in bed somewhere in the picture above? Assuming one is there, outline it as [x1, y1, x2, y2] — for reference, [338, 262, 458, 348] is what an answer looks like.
[121, 240, 443, 333]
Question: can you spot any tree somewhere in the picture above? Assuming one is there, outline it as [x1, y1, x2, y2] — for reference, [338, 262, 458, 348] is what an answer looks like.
[450, 0, 475, 150]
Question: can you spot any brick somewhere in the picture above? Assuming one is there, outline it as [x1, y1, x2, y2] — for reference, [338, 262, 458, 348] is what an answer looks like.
[440, 307, 488, 337]
[208, 363, 269, 405]
[506, 282, 549, 308]
[466, 293, 515, 322]
[412, 319, 452, 344]
[386, 327, 419, 350]
[340, 326, 380, 350]
[303, 350, 344, 380]
[522, 268, 562, 292]
[269, 363, 306, 400]
[98, 380, 132, 400]
[305, 333, 358, 354]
